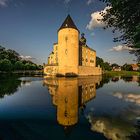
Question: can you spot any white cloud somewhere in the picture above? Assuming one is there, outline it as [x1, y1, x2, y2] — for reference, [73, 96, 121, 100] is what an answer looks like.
[20, 55, 35, 60]
[0, 0, 8, 7]
[109, 45, 138, 52]
[86, 6, 111, 30]
[87, 0, 94, 5]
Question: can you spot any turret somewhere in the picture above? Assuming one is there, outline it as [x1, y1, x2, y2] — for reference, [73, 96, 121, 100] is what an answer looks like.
[57, 15, 79, 74]
[80, 33, 86, 46]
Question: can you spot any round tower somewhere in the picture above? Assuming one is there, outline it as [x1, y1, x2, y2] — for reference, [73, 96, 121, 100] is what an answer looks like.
[58, 15, 79, 75]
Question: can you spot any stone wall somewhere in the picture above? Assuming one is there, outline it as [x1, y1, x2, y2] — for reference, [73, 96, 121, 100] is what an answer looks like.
[44, 65, 102, 76]
[58, 66, 79, 75]
[44, 66, 58, 75]
[78, 66, 102, 76]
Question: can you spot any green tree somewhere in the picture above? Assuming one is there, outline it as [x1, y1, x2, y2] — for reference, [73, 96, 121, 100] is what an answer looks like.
[24, 63, 30, 70]
[103, 62, 112, 71]
[14, 61, 24, 70]
[122, 63, 133, 71]
[0, 59, 13, 72]
[96, 56, 112, 71]
[0, 46, 8, 60]
[100, 0, 140, 62]
[0, 46, 5, 52]
[96, 56, 104, 67]
[0, 45, 43, 72]
[111, 63, 119, 68]
[6, 49, 20, 64]
[30, 64, 37, 70]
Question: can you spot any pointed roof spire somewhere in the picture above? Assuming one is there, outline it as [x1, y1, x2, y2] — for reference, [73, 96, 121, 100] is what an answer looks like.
[58, 14, 79, 32]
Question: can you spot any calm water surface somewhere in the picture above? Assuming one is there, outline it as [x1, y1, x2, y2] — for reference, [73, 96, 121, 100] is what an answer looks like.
[0, 75, 140, 140]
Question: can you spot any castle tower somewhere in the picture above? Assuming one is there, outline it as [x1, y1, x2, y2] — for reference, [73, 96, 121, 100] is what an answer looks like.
[58, 15, 79, 75]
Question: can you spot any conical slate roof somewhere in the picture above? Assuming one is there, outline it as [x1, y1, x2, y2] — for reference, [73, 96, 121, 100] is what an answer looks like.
[58, 14, 79, 32]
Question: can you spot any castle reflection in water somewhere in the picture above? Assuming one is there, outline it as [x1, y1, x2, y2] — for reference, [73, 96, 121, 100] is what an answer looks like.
[43, 76, 102, 128]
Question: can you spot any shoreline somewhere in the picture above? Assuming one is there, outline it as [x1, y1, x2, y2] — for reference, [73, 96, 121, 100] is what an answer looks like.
[0, 70, 140, 77]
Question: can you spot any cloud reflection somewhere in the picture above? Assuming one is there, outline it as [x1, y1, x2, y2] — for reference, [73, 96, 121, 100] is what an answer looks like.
[87, 114, 137, 140]
[113, 92, 140, 106]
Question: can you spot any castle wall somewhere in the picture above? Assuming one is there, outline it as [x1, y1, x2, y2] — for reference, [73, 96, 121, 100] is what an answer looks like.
[44, 65, 102, 76]
[78, 66, 102, 76]
[44, 66, 58, 75]
[53, 43, 58, 64]
[82, 46, 96, 67]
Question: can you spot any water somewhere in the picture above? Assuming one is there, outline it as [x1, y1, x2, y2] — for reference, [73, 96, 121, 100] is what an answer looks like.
[0, 75, 140, 140]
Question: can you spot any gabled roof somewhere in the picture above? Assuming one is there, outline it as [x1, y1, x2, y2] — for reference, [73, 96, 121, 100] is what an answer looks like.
[58, 14, 79, 32]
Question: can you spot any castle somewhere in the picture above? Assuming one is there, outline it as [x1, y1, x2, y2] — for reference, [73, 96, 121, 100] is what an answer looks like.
[44, 15, 102, 76]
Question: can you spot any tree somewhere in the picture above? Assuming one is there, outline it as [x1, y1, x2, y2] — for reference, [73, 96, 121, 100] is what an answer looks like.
[30, 64, 37, 70]
[0, 46, 5, 52]
[14, 61, 24, 70]
[103, 62, 112, 71]
[0, 59, 13, 72]
[6, 49, 20, 64]
[122, 63, 133, 71]
[0, 45, 43, 72]
[96, 56, 112, 71]
[24, 63, 31, 70]
[111, 63, 119, 68]
[0, 46, 8, 60]
[96, 56, 104, 67]
[100, 0, 140, 62]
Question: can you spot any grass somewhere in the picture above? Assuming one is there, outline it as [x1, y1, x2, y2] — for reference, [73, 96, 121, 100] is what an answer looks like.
[104, 71, 140, 76]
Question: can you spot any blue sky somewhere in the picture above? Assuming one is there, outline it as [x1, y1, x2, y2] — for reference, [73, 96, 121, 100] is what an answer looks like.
[0, 0, 136, 65]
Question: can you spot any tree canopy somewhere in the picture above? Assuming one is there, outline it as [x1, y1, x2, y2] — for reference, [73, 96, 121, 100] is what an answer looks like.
[100, 0, 140, 62]
[122, 63, 133, 71]
[0, 46, 43, 72]
[96, 56, 112, 71]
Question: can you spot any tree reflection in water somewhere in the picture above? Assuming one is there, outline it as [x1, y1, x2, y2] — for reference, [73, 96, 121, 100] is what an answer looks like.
[0, 75, 21, 98]
[0, 75, 33, 98]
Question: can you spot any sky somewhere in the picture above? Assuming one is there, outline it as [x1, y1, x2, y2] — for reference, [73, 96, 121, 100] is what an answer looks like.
[0, 0, 137, 65]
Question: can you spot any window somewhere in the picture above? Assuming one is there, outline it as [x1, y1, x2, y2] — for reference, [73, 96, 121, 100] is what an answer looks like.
[65, 36, 68, 41]
[65, 49, 68, 55]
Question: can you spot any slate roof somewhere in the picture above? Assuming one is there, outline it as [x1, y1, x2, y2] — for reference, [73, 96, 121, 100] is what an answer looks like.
[58, 14, 79, 32]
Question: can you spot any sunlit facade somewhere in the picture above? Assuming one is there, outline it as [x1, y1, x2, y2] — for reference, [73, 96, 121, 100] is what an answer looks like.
[44, 15, 102, 76]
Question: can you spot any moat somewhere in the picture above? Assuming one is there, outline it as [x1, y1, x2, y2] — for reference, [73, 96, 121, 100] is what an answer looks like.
[0, 75, 140, 140]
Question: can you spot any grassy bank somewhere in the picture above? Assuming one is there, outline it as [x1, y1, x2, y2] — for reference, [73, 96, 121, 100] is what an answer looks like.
[104, 71, 140, 76]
